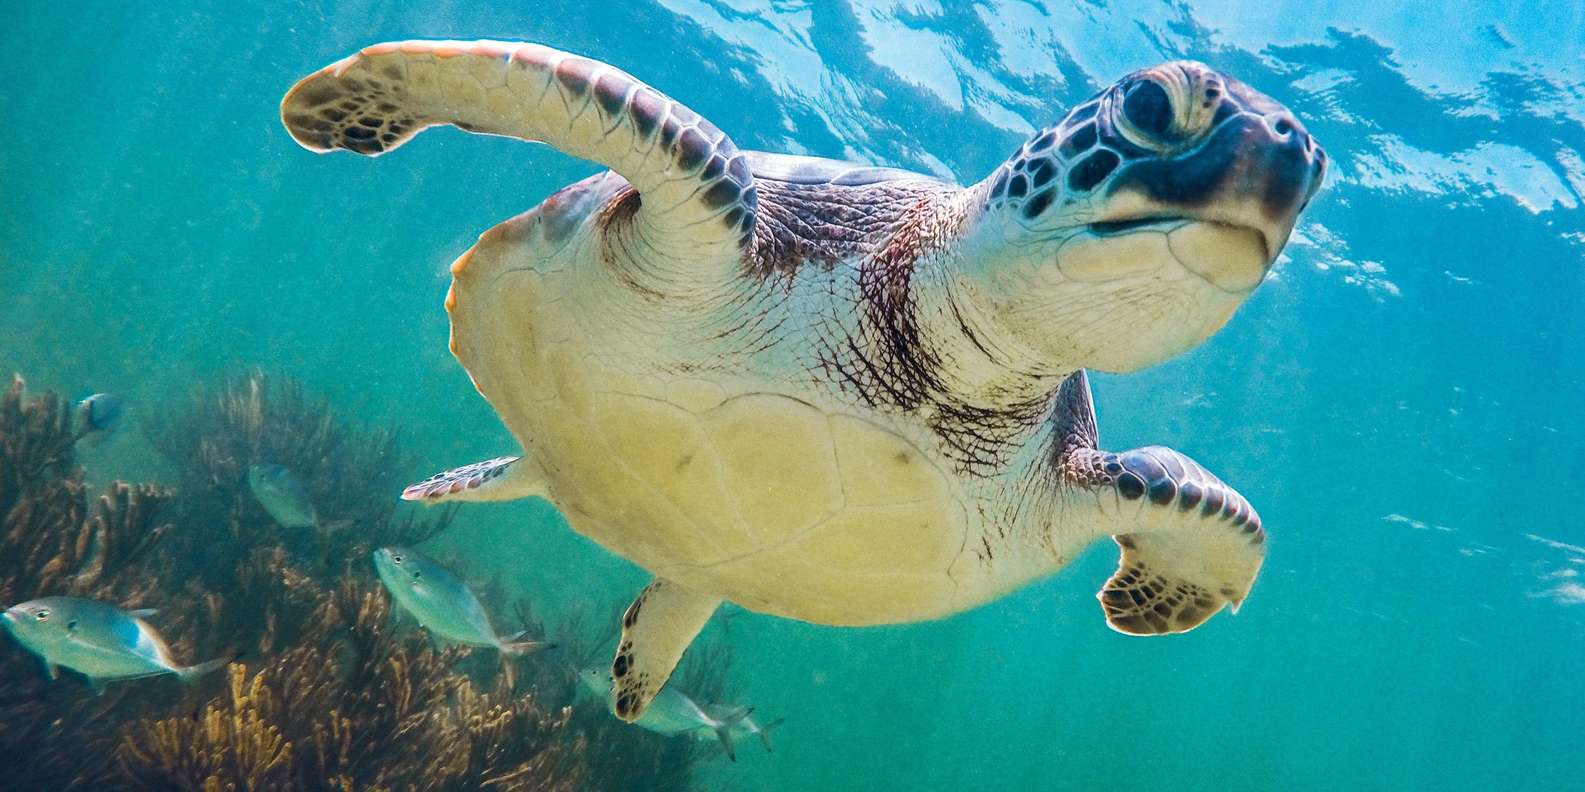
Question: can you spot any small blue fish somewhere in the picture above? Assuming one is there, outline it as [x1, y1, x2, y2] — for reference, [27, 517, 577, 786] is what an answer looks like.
[2, 597, 227, 692]
[372, 547, 552, 656]
[247, 464, 318, 528]
[73, 393, 123, 435]
[576, 667, 770, 761]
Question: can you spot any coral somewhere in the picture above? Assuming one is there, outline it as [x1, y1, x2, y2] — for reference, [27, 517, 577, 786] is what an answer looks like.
[0, 376, 180, 790]
[2, 371, 721, 791]
[146, 370, 441, 579]
[117, 581, 586, 792]
[0, 376, 172, 607]
[117, 666, 295, 791]
[145, 370, 452, 658]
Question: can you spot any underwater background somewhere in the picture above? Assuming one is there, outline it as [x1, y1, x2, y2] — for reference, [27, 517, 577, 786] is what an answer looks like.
[3, 1, 1583, 790]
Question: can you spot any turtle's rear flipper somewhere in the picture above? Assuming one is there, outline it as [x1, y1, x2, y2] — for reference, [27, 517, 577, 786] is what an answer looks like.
[611, 579, 720, 723]
[1093, 445, 1266, 634]
[401, 456, 545, 503]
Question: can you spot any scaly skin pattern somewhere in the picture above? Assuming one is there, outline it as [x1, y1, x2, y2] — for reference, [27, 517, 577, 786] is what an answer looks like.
[283, 42, 1324, 631]
[444, 167, 1260, 627]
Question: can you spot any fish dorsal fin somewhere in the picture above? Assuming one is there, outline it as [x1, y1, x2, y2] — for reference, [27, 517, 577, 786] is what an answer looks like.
[712, 704, 752, 725]
[498, 632, 554, 657]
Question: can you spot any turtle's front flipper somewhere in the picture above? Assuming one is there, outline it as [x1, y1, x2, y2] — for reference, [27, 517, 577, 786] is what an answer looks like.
[281, 40, 756, 277]
[611, 579, 720, 723]
[401, 456, 545, 503]
[1050, 371, 1266, 634]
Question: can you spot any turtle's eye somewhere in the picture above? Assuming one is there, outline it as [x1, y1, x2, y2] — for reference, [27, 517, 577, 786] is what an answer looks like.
[34, 610, 49, 622]
[1123, 80, 1172, 137]
[1115, 76, 1186, 150]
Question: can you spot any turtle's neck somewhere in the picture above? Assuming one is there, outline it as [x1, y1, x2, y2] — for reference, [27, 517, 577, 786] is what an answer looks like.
[842, 181, 1073, 469]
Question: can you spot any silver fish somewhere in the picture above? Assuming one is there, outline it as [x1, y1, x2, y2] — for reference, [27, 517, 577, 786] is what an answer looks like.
[247, 464, 318, 528]
[2, 597, 227, 692]
[577, 667, 766, 761]
[372, 547, 551, 656]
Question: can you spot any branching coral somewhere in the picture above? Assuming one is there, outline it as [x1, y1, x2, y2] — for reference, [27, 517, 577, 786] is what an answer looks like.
[0, 376, 183, 790]
[0, 376, 172, 607]
[146, 369, 453, 658]
[2, 371, 720, 791]
[147, 370, 443, 579]
[117, 665, 296, 792]
[118, 581, 587, 792]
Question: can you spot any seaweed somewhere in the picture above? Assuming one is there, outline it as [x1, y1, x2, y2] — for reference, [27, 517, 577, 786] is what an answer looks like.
[0, 372, 721, 791]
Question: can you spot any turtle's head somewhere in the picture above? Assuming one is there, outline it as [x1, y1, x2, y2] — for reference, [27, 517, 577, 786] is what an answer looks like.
[962, 61, 1325, 373]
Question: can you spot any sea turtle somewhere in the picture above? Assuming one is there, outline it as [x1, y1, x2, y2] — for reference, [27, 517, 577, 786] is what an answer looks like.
[281, 40, 1324, 722]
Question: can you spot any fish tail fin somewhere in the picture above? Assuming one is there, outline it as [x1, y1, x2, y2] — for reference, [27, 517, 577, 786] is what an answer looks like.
[178, 653, 237, 683]
[711, 706, 752, 762]
[757, 717, 786, 752]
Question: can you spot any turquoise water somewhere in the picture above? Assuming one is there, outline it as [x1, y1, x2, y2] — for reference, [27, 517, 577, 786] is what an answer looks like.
[4, 2, 1584, 790]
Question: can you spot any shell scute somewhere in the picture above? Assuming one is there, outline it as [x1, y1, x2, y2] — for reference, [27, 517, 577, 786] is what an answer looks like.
[592, 391, 744, 552]
[702, 394, 844, 544]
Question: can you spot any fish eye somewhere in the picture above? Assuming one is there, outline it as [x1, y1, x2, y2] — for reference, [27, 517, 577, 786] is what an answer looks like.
[34, 610, 49, 622]
[392, 554, 404, 564]
[67, 620, 78, 631]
